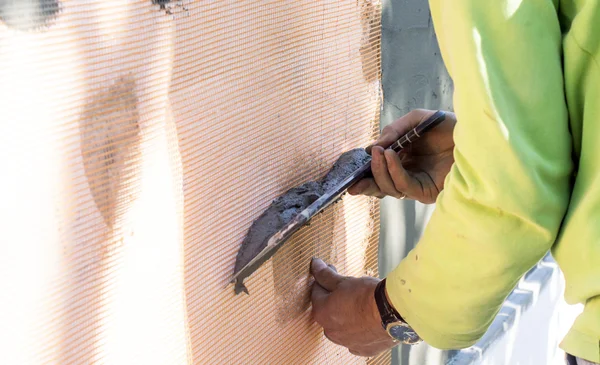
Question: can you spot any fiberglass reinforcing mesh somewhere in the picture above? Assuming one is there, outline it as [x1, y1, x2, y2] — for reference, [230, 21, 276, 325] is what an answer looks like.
[0, 0, 387, 364]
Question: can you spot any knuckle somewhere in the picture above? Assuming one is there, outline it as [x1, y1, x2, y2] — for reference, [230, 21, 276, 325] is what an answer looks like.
[371, 162, 385, 176]
[372, 163, 386, 178]
[388, 190, 403, 199]
[376, 185, 389, 195]
[379, 190, 393, 199]
[367, 186, 383, 197]
[347, 185, 359, 195]
[366, 190, 381, 198]
[391, 177, 404, 192]
[314, 267, 327, 278]
[406, 109, 421, 120]
[379, 185, 395, 197]
[411, 108, 428, 118]
[358, 187, 372, 196]
[387, 160, 400, 176]
[381, 125, 396, 139]
[338, 278, 353, 290]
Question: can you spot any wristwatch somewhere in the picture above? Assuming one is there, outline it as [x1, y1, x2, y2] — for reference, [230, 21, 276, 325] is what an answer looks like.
[374, 279, 421, 345]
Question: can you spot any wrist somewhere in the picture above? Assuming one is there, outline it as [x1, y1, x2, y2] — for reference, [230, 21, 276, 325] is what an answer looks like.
[374, 279, 421, 344]
[383, 285, 402, 320]
[361, 279, 390, 337]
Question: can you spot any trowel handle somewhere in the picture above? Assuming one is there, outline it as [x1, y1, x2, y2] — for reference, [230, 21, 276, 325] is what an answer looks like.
[388, 110, 446, 153]
[362, 110, 446, 179]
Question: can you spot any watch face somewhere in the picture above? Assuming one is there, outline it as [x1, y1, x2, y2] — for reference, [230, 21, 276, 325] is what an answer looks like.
[387, 323, 421, 345]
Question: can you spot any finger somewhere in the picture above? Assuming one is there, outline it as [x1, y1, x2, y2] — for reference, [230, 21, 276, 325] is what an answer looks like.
[348, 178, 383, 198]
[311, 282, 329, 312]
[327, 264, 337, 272]
[311, 258, 345, 291]
[371, 147, 404, 199]
[369, 109, 435, 150]
[369, 125, 400, 151]
[384, 149, 421, 199]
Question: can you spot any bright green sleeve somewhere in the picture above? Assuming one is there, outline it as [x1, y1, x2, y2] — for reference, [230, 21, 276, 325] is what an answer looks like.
[386, 0, 573, 349]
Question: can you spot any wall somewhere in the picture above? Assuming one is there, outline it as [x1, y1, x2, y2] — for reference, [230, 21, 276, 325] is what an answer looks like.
[0, 1, 387, 364]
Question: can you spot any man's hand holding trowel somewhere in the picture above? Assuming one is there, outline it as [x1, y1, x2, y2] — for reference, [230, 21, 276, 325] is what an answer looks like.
[310, 109, 457, 357]
[314, 2, 600, 363]
[348, 109, 455, 202]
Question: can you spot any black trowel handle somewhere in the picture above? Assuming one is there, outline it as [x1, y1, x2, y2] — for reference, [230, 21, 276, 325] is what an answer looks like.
[363, 110, 446, 178]
[388, 110, 446, 153]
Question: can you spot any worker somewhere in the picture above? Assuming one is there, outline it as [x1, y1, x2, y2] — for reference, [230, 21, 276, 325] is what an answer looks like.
[310, 2, 600, 364]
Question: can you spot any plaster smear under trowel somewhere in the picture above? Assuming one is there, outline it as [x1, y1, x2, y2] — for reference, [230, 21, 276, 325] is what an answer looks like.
[234, 148, 371, 294]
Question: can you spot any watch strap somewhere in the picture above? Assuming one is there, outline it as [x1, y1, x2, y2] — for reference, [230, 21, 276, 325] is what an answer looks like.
[374, 279, 403, 324]
[374, 279, 421, 344]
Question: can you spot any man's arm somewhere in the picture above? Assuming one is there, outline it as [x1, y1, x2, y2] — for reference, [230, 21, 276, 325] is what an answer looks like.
[386, 0, 572, 348]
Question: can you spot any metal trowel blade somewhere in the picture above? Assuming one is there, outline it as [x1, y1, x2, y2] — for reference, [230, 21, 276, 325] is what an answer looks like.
[230, 162, 371, 294]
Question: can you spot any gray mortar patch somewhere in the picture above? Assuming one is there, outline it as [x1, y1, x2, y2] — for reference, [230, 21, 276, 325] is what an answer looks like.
[233, 148, 371, 294]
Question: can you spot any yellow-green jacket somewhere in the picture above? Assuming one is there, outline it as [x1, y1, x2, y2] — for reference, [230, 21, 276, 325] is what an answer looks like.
[386, 0, 600, 361]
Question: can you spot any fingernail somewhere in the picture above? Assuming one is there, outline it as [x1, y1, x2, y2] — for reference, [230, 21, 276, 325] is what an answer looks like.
[311, 257, 324, 268]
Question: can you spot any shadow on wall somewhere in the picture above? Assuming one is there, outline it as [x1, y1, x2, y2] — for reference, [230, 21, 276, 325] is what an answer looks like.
[66, 75, 142, 364]
[271, 204, 340, 324]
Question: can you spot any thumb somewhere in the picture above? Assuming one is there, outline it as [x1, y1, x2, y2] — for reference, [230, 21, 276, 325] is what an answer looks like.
[311, 258, 344, 292]
[311, 282, 329, 313]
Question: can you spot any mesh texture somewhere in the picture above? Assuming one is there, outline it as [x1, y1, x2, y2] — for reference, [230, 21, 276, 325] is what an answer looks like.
[0, 0, 387, 364]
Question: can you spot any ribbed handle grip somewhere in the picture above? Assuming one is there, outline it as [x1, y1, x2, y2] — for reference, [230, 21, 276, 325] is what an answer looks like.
[388, 110, 446, 153]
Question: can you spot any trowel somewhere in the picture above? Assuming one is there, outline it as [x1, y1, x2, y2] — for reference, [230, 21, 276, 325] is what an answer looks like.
[231, 110, 446, 294]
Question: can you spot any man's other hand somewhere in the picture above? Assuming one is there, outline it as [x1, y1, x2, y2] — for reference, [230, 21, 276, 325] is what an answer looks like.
[310, 258, 397, 357]
[348, 109, 456, 204]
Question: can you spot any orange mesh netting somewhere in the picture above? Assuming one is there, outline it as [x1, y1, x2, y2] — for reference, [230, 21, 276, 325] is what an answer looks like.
[0, 0, 386, 364]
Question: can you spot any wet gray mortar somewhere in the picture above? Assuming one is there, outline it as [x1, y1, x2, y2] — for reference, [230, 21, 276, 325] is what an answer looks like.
[233, 148, 371, 293]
